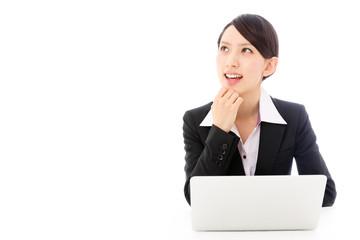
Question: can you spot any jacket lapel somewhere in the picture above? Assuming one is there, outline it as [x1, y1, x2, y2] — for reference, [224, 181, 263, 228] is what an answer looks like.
[255, 122, 286, 175]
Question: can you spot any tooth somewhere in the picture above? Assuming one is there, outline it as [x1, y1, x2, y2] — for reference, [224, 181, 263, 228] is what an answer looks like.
[226, 74, 242, 78]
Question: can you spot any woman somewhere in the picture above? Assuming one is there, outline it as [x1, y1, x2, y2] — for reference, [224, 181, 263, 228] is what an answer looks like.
[182, 14, 336, 207]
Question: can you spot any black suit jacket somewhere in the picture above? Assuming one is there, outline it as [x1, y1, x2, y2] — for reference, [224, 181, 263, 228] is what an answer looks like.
[183, 98, 337, 207]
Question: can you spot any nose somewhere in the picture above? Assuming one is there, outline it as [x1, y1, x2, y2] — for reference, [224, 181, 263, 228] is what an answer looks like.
[226, 52, 239, 68]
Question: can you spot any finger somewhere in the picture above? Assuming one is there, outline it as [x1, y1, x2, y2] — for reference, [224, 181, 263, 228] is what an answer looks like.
[223, 89, 234, 100]
[234, 96, 244, 107]
[228, 91, 240, 104]
[215, 87, 228, 99]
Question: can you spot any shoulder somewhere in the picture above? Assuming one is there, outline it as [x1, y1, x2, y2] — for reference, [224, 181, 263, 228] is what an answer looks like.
[183, 102, 212, 125]
[271, 97, 308, 123]
[271, 97, 305, 112]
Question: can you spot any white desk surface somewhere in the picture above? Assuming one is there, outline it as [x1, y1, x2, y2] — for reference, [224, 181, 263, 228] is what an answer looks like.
[2, 183, 358, 240]
[1, 173, 358, 240]
[163, 203, 358, 240]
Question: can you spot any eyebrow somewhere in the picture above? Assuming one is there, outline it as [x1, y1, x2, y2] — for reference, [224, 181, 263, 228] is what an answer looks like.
[220, 41, 252, 46]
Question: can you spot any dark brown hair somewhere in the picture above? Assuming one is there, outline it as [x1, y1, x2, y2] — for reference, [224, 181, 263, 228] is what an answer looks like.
[217, 14, 279, 80]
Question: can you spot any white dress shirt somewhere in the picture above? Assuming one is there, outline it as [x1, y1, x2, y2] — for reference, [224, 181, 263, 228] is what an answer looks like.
[200, 88, 287, 175]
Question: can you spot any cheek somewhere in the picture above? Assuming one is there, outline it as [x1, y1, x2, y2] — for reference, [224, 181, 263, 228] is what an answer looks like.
[216, 55, 222, 68]
[216, 55, 224, 75]
[243, 59, 265, 75]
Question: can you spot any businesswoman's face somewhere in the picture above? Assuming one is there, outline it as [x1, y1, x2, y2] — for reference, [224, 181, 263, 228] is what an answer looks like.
[216, 25, 277, 96]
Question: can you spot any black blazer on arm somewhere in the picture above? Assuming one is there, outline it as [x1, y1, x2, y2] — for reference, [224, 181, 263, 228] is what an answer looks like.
[183, 98, 337, 207]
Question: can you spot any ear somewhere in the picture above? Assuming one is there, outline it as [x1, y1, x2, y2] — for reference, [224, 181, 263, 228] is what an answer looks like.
[263, 57, 278, 77]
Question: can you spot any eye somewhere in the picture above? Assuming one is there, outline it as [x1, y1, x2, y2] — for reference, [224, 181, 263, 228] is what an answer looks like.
[220, 46, 229, 52]
[242, 48, 252, 53]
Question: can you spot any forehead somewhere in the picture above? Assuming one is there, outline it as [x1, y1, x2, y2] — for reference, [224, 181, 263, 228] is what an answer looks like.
[220, 25, 251, 45]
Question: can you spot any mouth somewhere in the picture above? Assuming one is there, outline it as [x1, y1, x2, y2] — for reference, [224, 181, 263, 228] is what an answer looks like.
[224, 73, 243, 84]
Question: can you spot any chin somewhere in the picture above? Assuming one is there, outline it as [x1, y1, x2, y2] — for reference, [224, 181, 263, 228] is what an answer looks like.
[221, 82, 243, 93]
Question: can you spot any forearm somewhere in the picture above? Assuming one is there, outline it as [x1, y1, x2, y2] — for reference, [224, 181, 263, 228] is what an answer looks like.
[184, 125, 240, 205]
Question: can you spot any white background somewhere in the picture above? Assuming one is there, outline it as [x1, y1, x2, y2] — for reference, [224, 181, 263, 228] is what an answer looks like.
[0, 0, 359, 239]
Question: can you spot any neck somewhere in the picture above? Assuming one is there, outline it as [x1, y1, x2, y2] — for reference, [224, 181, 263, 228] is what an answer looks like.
[236, 86, 261, 121]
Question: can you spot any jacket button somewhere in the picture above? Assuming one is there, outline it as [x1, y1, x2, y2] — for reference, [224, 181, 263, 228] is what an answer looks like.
[222, 144, 228, 149]
[216, 160, 222, 166]
[220, 149, 226, 155]
[217, 155, 223, 161]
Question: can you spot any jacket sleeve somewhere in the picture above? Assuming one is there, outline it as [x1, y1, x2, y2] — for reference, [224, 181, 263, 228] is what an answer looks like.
[183, 110, 240, 205]
[294, 105, 337, 207]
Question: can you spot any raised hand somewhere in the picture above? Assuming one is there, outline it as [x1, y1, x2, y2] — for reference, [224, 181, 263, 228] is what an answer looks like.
[211, 87, 244, 132]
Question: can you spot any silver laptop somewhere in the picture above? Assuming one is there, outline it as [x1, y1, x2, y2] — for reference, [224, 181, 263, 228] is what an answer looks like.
[190, 175, 326, 231]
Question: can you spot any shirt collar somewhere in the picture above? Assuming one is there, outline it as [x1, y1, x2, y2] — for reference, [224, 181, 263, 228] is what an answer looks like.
[200, 87, 287, 128]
